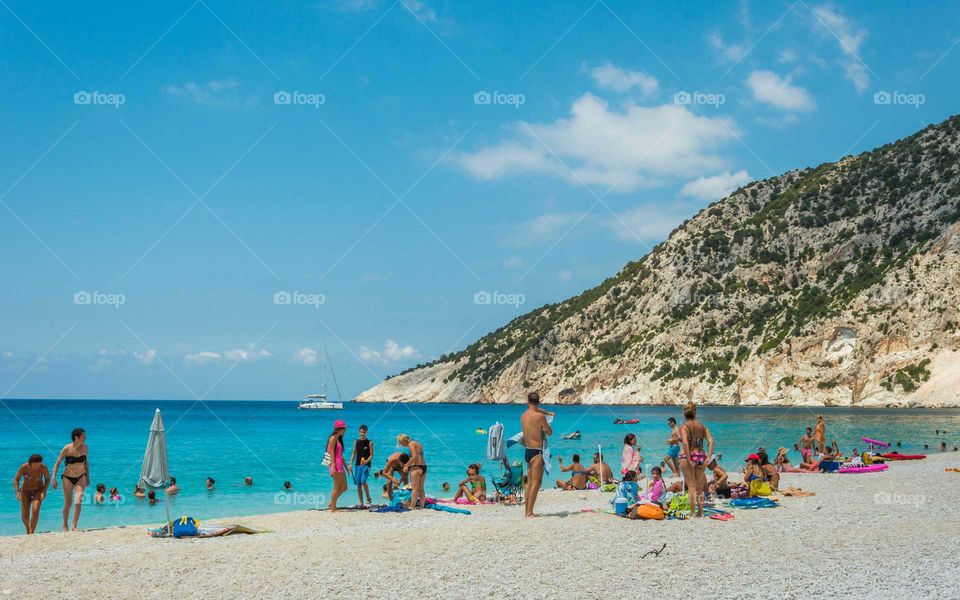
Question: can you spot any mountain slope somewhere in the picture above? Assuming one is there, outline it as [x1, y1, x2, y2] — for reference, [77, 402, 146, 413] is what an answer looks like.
[358, 116, 960, 407]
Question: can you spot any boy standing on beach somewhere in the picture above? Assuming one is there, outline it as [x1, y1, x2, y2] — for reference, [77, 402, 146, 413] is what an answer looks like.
[520, 392, 552, 517]
[349, 424, 374, 507]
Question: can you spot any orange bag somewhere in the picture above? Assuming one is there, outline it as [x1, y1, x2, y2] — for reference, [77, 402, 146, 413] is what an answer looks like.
[634, 503, 665, 520]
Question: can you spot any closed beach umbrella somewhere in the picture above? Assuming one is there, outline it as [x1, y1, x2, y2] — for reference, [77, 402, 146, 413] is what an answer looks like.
[139, 408, 172, 534]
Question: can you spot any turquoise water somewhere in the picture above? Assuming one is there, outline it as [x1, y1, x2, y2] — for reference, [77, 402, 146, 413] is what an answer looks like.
[2, 400, 959, 536]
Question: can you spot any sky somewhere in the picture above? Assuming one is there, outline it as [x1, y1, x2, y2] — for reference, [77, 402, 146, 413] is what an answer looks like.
[0, 0, 957, 400]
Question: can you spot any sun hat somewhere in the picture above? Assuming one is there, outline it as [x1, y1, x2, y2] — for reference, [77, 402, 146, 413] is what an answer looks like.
[746, 453, 760, 461]
[334, 419, 346, 429]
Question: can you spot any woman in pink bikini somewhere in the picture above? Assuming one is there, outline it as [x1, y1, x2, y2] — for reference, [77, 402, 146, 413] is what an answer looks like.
[679, 402, 714, 518]
[326, 419, 348, 511]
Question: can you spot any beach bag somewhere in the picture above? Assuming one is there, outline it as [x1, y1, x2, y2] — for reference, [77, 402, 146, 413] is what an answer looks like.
[172, 516, 199, 538]
[321, 452, 332, 468]
[634, 503, 665, 520]
[749, 479, 771, 497]
[668, 492, 690, 513]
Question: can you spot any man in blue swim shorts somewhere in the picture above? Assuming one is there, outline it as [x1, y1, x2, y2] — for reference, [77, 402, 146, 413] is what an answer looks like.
[350, 424, 374, 507]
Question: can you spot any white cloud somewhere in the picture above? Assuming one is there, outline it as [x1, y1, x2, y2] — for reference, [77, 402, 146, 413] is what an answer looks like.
[185, 351, 221, 367]
[558, 269, 573, 282]
[503, 256, 524, 269]
[589, 62, 659, 97]
[747, 70, 815, 111]
[778, 48, 799, 64]
[809, 5, 870, 92]
[90, 357, 111, 372]
[359, 339, 419, 366]
[455, 93, 739, 193]
[331, 0, 378, 10]
[163, 80, 256, 108]
[603, 204, 695, 243]
[134, 349, 157, 365]
[509, 212, 579, 247]
[707, 32, 747, 63]
[2, 352, 13, 359]
[224, 346, 271, 363]
[401, 0, 437, 22]
[680, 170, 753, 201]
[295, 347, 319, 367]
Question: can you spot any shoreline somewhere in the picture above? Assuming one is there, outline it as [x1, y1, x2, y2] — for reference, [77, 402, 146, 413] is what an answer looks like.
[6, 398, 960, 408]
[2, 453, 958, 599]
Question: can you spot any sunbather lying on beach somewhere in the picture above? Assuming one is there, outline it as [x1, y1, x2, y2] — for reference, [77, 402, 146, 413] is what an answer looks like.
[782, 486, 815, 497]
[375, 452, 410, 500]
[556, 454, 587, 490]
[775, 447, 803, 473]
[452, 464, 487, 503]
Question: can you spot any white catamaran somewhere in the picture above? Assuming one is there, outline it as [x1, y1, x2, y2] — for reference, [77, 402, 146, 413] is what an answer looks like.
[298, 346, 344, 410]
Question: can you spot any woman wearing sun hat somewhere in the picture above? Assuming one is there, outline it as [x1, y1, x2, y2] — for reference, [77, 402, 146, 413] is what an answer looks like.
[326, 419, 348, 511]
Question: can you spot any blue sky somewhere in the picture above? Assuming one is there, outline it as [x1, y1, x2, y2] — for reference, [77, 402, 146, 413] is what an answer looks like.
[1, 0, 957, 400]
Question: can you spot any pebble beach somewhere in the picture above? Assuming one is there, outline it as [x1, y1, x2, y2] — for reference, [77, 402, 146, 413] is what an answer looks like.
[2, 453, 957, 600]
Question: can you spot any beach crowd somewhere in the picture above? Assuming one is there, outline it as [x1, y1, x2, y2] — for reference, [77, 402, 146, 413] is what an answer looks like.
[11, 396, 960, 533]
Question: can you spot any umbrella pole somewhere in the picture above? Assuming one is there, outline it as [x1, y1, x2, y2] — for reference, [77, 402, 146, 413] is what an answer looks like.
[165, 492, 172, 537]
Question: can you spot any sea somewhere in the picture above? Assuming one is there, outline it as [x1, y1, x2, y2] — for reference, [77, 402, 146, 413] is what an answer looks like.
[2, 399, 959, 535]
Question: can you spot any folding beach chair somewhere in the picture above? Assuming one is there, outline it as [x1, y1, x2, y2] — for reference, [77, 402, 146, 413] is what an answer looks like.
[491, 459, 524, 503]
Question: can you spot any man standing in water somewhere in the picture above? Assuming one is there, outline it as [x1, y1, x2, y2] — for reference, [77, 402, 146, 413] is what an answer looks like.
[520, 392, 552, 517]
[814, 415, 827, 454]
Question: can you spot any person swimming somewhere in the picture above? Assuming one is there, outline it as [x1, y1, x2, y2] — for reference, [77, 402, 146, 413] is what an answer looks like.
[555, 454, 587, 490]
[166, 477, 179, 495]
[206, 477, 216, 491]
[94, 483, 106, 504]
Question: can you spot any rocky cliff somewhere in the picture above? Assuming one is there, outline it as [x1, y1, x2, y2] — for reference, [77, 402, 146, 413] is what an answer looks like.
[357, 116, 960, 407]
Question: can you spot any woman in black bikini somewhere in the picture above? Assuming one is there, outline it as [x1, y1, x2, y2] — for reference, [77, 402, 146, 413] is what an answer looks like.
[13, 454, 50, 534]
[678, 403, 713, 518]
[51, 428, 89, 531]
[398, 434, 427, 509]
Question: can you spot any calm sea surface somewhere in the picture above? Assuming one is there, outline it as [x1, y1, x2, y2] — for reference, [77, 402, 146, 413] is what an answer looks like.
[2, 400, 959, 535]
